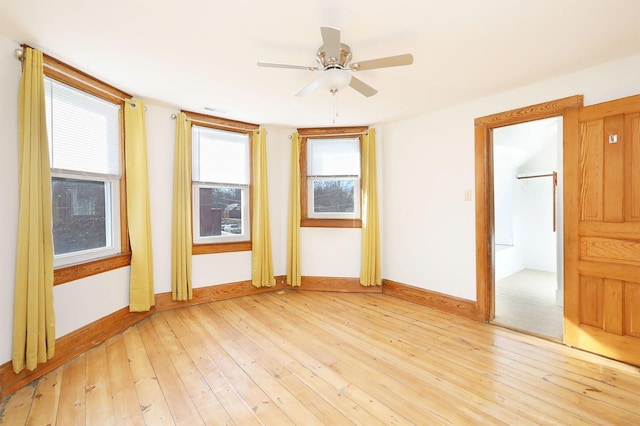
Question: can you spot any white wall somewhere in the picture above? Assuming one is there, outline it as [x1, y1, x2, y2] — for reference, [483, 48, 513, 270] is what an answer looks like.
[493, 147, 526, 281]
[0, 36, 21, 364]
[494, 127, 560, 281]
[517, 144, 558, 273]
[518, 178, 557, 272]
[53, 268, 130, 337]
[381, 106, 478, 299]
[493, 145, 520, 247]
[382, 53, 640, 300]
[145, 103, 175, 294]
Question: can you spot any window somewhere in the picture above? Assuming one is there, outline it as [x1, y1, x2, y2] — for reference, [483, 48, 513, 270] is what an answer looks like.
[42, 55, 131, 283]
[186, 112, 257, 253]
[45, 78, 122, 267]
[307, 138, 360, 218]
[299, 127, 366, 228]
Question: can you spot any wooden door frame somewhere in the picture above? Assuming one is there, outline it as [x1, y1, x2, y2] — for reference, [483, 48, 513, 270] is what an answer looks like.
[474, 95, 584, 322]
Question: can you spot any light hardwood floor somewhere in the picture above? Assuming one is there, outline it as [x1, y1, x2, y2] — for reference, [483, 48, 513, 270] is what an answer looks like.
[1, 291, 639, 425]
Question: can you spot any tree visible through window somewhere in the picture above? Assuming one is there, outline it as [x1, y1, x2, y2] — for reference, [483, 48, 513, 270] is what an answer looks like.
[299, 127, 366, 228]
[312, 179, 356, 213]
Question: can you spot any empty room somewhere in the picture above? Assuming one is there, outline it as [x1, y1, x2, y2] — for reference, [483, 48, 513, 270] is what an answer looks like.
[1, 0, 639, 424]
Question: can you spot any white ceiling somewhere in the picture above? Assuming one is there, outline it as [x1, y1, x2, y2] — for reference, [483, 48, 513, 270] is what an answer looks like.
[1, 0, 639, 128]
[494, 116, 561, 170]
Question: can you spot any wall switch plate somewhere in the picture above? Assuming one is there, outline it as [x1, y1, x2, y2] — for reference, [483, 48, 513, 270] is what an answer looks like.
[464, 189, 472, 201]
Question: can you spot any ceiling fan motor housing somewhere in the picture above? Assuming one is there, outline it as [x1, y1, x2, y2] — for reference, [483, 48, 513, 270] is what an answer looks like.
[316, 43, 352, 69]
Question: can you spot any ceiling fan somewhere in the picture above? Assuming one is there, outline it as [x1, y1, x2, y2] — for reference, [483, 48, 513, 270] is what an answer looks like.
[257, 26, 414, 97]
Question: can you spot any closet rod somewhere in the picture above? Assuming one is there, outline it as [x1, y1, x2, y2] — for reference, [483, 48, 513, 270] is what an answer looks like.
[516, 172, 556, 180]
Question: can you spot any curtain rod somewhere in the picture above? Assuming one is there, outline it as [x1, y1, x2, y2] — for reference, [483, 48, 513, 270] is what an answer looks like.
[171, 114, 257, 133]
[44, 63, 135, 105]
[14, 46, 135, 105]
[290, 131, 368, 139]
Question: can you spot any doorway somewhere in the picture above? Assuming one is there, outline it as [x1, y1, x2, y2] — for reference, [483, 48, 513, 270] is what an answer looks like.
[491, 117, 563, 340]
[472, 95, 584, 338]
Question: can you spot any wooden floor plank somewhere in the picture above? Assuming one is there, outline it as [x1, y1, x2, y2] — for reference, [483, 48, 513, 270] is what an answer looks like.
[363, 292, 640, 394]
[1, 291, 638, 426]
[56, 352, 87, 426]
[151, 311, 233, 425]
[254, 292, 539, 425]
[105, 333, 145, 425]
[209, 298, 383, 425]
[137, 318, 204, 426]
[327, 292, 640, 423]
[0, 382, 35, 425]
[232, 295, 453, 425]
[203, 302, 347, 425]
[190, 305, 297, 425]
[122, 325, 175, 425]
[276, 291, 564, 425]
[200, 304, 325, 425]
[208, 300, 360, 425]
[225, 296, 411, 425]
[167, 308, 261, 426]
[24, 367, 62, 425]
[85, 344, 116, 425]
[307, 292, 637, 424]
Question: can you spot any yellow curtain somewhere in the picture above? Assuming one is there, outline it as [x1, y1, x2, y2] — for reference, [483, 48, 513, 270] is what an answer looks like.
[360, 129, 381, 286]
[12, 47, 56, 373]
[124, 100, 155, 311]
[251, 129, 275, 287]
[171, 112, 192, 300]
[286, 132, 301, 286]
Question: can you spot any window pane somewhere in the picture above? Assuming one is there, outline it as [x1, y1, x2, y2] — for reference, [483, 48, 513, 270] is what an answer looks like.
[312, 179, 355, 213]
[44, 78, 121, 176]
[193, 126, 249, 184]
[52, 177, 109, 255]
[308, 138, 360, 176]
[198, 187, 244, 237]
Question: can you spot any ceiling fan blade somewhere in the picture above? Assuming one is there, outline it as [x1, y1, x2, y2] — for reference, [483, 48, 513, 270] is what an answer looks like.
[320, 26, 341, 61]
[350, 53, 414, 71]
[295, 79, 320, 97]
[349, 76, 377, 97]
[257, 61, 317, 71]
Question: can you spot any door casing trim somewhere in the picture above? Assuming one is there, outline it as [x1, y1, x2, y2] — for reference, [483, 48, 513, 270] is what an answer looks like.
[474, 95, 584, 322]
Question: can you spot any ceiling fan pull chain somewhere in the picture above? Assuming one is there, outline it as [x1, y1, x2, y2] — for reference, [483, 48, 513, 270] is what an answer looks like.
[332, 89, 339, 123]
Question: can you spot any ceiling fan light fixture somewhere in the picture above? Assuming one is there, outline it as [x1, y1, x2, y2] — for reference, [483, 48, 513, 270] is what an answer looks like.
[257, 26, 413, 97]
[317, 68, 351, 92]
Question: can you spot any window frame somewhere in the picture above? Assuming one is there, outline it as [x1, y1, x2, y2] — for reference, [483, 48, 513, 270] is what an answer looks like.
[184, 111, 257, 254]
[299, 126, 367, 228]
[42, 53, 132, 285]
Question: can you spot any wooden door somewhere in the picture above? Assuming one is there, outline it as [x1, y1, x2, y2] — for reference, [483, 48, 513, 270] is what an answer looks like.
[564, 94, 640, 365]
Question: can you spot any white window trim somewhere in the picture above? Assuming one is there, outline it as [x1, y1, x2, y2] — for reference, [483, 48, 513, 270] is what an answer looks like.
[192, 182, 251, 244]
[52, 171, 121, 268]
